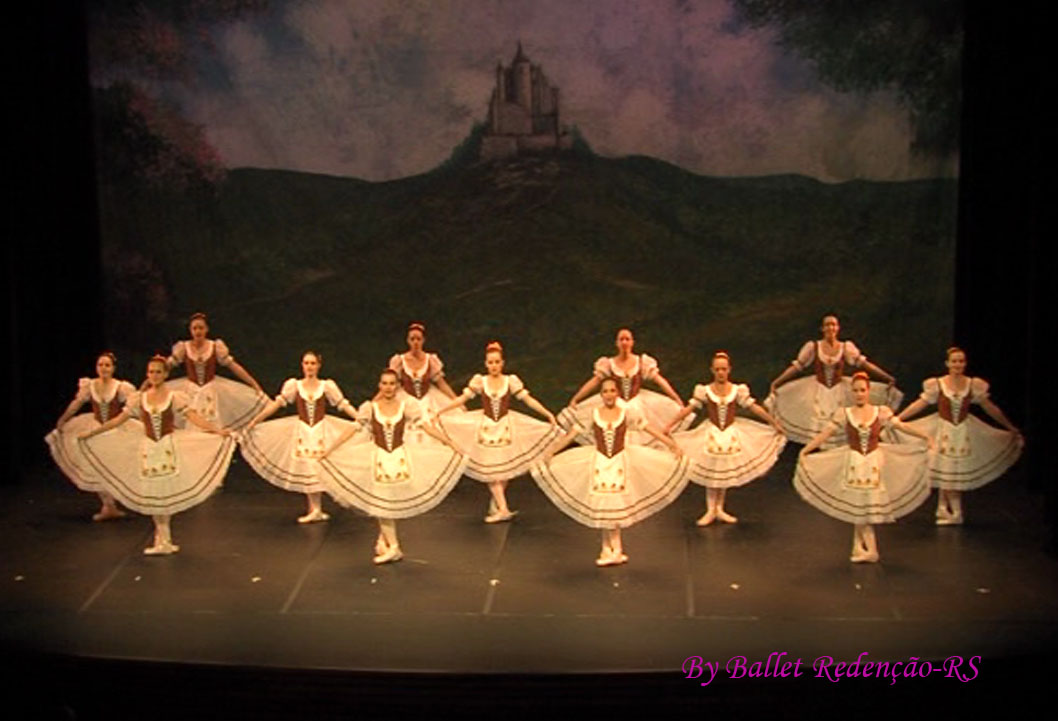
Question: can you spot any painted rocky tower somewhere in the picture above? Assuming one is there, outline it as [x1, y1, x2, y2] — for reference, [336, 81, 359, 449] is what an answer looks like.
[480, 43, 572, 160]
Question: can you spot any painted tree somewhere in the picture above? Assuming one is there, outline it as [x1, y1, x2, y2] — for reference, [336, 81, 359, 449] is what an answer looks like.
[733, 0, 961, 156]
[88, 0, 268, 189]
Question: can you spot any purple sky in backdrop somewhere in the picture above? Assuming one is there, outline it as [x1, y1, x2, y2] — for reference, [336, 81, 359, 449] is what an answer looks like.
[156, 0, 957, 182]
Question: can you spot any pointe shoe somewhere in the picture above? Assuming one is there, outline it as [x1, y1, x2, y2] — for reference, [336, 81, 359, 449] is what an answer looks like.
[936, 513, 963, 526]
[596, 550, 626, 567]
[715, 509, 738, 524]
[696, 509, 717, 527]
[850, 548, 879, 563]
[93, 506, 127, 522]
[373, 545, 404, 564]
[374, 538, 388, 556]
[484, 509, 518, 524]
[144, 540, 179, 555]
[297, 509, 330, 524]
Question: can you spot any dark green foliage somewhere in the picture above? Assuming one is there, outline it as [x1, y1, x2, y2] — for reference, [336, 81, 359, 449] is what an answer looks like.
[733, 0, 962, 156]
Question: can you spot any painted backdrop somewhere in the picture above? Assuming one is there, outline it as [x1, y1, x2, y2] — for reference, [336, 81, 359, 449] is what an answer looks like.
[87, 0, 960, 405]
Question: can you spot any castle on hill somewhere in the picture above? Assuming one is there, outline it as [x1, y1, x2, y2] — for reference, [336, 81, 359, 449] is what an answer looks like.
[480, 43, 573, 160]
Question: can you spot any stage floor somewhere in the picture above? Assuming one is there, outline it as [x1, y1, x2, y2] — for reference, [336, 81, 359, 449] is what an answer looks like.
[3, 447, 1057, 715]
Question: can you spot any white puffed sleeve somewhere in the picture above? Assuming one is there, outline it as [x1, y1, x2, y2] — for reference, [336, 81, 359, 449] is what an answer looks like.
[877, 406, 894, 426]
[592, 356, 612, 378]
[324, 379, 354, 415]
[639, 354, 660, 381]
[970, 377, 990, 404]
[843, 341, 867, 368]
[463, 374, 485, 398]
[356, 400, 374, 426]
[624, 406, 648, 431]
[168, 341, 186, 368]
[275, 378, 299, 407]
[74, 378, 92, 405]
[792, 341, 816, 370]
[115, 380, 137, 406]
[213, 339, 233, 367]
[827, 407, 846, 429]
[115, 379, 136, 402]
[171, 391, 191, 416]
[124, 392, 143, 420]
[688, 384, 709, 411]
[735, 384, 756, 408]
[508, 374, 529, 400]
[918, 378, 941, 405]
[387, 354, 403, 373]
[428, 353, 445, 378]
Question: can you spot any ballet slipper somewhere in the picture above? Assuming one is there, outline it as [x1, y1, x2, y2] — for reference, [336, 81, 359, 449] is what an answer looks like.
[696, 508, 717, 526]
[851, 549, 879, 563]
[144, 539, 179, 555]
[297, 509, 329, 524]
[596, 548, 620, 566]
[484, 509, 518, 524]
[715, 509, 738, 524]
[92, 505, 127, 522]
[373, 545, 404, 565]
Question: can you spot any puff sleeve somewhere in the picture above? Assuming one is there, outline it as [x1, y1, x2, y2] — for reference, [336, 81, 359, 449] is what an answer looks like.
[639, 354, 660, 381]
[688, 384, 710, 411]
[275, 378, 299, 406]
[792, 341, 816, 370]
[918, 378, 941, 405]
[213, 339, 233, 367]
[508, 375, 529, 401]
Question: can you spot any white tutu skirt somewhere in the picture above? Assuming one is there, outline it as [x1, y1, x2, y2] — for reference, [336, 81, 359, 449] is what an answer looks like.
[438, 410, 561, 482]
[895, 415, 1023, 490]
[167, 377, 268, 431]
[558, 391, 691, 448]
[319, 433, 468, 519]
[45, 414, 138, 492]
[674, 419, 787, 489]
[77, 429, 235, 515]
[239, 416, 359, 494]
[531, 446, 689, 529]
[766, 378, 904, 446]
[793, 443, 930, 524]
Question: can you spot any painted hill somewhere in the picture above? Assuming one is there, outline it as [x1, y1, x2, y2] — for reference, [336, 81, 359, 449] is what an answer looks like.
[98, 152, 956, 406]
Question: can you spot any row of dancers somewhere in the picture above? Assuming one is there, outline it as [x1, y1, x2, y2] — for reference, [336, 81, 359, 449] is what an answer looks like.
[46, 314, 1024, 566]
